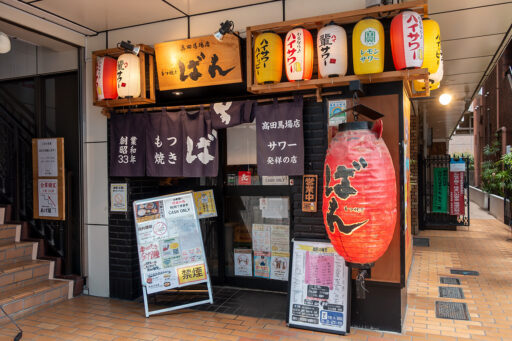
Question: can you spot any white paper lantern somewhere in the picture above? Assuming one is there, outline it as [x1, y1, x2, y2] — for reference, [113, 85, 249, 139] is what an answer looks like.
[117, 53, 141, 98]
[317, 23, 347, 78]
[0, 32, 11, 54]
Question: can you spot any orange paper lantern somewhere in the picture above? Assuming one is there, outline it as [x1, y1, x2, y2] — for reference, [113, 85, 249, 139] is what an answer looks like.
[285, 27, 314, 81]
[96, 56, 118, 100]
[323, 121, 397, 266]
[390, 11, 424, 70]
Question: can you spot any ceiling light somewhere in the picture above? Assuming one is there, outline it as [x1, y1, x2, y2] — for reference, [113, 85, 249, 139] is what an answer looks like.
[214, 20, 242, 41]
[0, 32, 11, 54]
[461, 116, 464, 122]
[172, 91, 183, 96]
[439, 93, 452, 105]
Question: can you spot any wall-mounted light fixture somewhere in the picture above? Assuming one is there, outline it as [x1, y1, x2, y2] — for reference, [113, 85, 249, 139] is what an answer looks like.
[213, 20, 242, 41]
[439, 93, 452, 105]
[117, 40, 140, 55]
[0, 32, 11, 54]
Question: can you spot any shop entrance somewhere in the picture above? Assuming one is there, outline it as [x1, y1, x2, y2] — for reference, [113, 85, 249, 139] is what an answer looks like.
[218, 121, 292, 292]
[222, 187, 291, 292]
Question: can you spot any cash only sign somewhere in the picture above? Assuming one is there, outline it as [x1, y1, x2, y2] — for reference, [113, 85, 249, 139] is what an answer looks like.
[133, 191, 213, 317]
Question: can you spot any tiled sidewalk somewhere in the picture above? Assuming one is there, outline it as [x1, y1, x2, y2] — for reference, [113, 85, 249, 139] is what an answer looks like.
[1, 204, 511, 340]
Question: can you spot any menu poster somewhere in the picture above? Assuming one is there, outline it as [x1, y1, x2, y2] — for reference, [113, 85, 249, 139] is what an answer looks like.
[193, 190, 217, 219]
[252, 224, 271, 252]
[37, 138, 58, 177]
[234, 249, 253, 277]
[254, 251, 271, 278]
[110, 183, 128, 212]
[288, 239, 349, 335]
[270, 225, 289, 252]
[271, 252, 290, 281]
[133, 191, 210, 295]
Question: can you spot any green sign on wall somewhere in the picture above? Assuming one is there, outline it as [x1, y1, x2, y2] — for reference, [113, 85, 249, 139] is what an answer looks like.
[432, 167, 448, 213]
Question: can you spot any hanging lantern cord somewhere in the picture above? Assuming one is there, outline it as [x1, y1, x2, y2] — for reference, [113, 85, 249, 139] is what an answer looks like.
[356, 269, 370, 299]
[352, 92, 359, 121]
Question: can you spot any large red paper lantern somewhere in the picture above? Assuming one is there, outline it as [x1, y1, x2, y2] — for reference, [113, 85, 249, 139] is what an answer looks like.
[322, 121, 397, 266]
[285, 27, 314, 81]
[96, 56, 118, 100]
[390, 11, 424, 70]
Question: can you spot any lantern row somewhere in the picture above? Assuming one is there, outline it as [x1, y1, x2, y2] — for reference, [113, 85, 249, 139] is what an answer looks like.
[254, 12, 443, 91]
[96, 53, 141, 100]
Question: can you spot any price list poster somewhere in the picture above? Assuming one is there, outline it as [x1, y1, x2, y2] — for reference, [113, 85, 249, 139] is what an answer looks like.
[288, 240, 349, 334]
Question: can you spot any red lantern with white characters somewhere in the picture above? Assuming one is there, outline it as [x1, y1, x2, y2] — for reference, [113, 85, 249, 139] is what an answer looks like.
[96, 56, 118, 100]
[285, 27, 314, 81]
[317, 23, 348, 78]
[323, 120, 397, 267]
[390, 11, 424, 70]
[117, 53, 141, 98]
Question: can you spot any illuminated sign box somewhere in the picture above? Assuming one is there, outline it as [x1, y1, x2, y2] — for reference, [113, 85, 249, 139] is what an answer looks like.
[155, 34, 243, 91]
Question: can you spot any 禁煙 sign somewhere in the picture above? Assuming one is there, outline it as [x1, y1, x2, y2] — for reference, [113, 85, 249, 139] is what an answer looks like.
[154, 34, 242, 91]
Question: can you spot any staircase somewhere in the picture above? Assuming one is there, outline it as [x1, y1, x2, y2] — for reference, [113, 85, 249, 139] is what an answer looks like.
[0, 213, 73, 324]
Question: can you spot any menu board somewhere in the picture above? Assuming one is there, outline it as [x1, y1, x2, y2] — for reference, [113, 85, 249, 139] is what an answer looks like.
[133, 191, 210, 294]
[288, 239, 349, 335]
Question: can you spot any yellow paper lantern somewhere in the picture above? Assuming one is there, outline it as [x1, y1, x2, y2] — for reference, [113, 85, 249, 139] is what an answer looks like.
[117, 53, 141, 98]
[413, 48, 443, 92]
[254, 31, 283, 84]
[413, 18, 441, 91]
[352, 18, 385, 75]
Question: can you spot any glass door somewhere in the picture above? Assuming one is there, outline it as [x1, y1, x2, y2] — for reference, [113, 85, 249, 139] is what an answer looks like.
[223, 187, 291, 292]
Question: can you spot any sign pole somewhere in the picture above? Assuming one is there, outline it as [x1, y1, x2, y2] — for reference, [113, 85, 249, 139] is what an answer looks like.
[142, 286, 150, 318]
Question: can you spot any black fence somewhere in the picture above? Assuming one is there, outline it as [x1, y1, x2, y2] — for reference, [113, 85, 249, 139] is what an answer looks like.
[419, 155, 470, 229]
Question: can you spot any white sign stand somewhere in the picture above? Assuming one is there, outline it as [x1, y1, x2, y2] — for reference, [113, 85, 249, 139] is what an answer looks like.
[133, 191, 213, 317]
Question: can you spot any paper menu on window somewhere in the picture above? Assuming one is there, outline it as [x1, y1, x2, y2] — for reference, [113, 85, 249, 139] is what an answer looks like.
[252, 224, 271, 252]
[270, 225, 289, 252]
[270, 252, 289, 281]
[261, 198, 289, 219]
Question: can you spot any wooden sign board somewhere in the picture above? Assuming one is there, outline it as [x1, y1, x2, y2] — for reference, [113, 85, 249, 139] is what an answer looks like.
[155, 34, 242, 91]
[302, 175, 318, 212]
[32, 138, 66, 220]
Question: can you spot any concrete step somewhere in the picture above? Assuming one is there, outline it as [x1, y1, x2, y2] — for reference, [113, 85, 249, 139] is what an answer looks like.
[0, 224, 20, 245]
[0, 279, 73, 324]
[0, 259, 54, 292]
[0, 241, 36, 266]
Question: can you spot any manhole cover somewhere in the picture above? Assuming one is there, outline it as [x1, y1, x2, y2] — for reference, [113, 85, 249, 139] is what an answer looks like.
[439, 286, 465, 299]
[435, 301, 470, 320]
[413, 237, 430, 247]
[440, 277, 461, 285]
[451, 269, 479, 276]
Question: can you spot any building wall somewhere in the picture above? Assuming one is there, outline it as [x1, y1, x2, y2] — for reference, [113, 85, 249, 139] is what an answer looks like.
[448, 135, 474, 155]
[80, 0, 381, 298]
[473, 40, 512, 188]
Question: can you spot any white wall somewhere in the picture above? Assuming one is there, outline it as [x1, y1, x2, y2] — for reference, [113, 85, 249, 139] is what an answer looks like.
[0, 39, 78, 80]
[83, 33, 110, 297]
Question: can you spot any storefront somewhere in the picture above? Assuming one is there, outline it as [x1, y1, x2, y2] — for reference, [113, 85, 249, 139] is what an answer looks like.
[99, 1, 425, 334]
